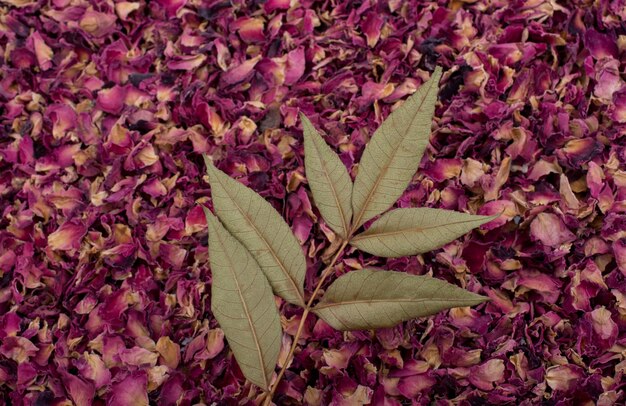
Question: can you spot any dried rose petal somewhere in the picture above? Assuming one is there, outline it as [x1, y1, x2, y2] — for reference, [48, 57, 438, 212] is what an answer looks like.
[545, 365, 583, 392]
[108, 372, 149, 405]
[530, 212, 575, 247]
[468, 359, 505, 391]
[1, 1, 625, 404]
[47, 221, 87, 251]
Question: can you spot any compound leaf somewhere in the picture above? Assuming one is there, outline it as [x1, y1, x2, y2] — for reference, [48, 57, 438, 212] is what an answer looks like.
[313, 269, 487, 331]
[351, 67, 442, 229]
[204, 208, 282, 390]
[350, 208, 497, 257]
[204, 156, 306, 307]
[301, 114, 353, 239]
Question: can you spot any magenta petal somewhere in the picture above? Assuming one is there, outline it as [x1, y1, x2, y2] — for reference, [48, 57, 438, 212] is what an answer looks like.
[613, 240, 626, 276]
[611, 90, 626, 123]
[362, 12, 384, 47]
[47, 221, 87, 251]
[585, 307, 618, 351]
[546, 365, 583, 392]
[233, 17, 266, 43]
[157, 0, 187, 17]
[17, 363, 37, 386]
[29, 31, 53, 71]
[80, 9, 117, 38]
[62, 372, 95, 406]
[185, 205, 207, 235]
[284, 47, 306, 85]
[530, 212, 575, 247]
[264, 0, 290, 13]
[76, 353, 111, 389]
[108, 371, 149, 406]
[222, 56, 261, 85]
[0, 337, 38, 363]
[468, 359, 505, 391]
[397, 374, 435, 398]
[97, 86, 128, 114]
[47, 104, 77, 140]
[584, 29, 618, 60]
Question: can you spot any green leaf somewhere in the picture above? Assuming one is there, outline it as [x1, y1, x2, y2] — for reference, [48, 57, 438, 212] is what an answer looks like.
[204, 208, 282, 390]
[350, 208, 497, 258]
[351, 67, 443, 230]
[204, 156, 306, 306]
[313, 269, 487, 331]
[301, 114, 353, 239]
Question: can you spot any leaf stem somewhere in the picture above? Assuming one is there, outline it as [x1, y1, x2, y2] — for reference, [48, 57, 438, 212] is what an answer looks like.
[263, 239, 350, 405]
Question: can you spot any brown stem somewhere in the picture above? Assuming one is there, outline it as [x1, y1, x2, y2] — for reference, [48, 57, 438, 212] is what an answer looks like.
[263, 239, 350, 405]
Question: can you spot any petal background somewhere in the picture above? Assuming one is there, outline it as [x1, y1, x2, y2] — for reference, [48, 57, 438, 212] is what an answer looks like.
[0, 0, 625, 404]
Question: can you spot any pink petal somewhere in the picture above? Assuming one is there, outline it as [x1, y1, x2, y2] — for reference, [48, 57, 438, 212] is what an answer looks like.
[362, 12, 384, 47]
[115, 2, 141, 20]
[546, 365, 583, 392]
[47, 104, 77, 140]
[48, 221, 87, 251]
[167, 54, 206, 70]
[156, 336, 181, 369]
[264, 0, 290, 13]
[222, 56, 262, 85]
[157, 0, 187, 17]
[77, 353, 111, 389]
[584, 29, 618, 59]
[185, 205, 208, 235]
[0, 337, 38, 363]
[233, 17, 265, 43]
[29, 31, 53, 71]
[135, 144, 160, 168]
[17, 363, 37, 386]
[206, 328, 225, 359]
[530, 212, 575, 247]
[80, 9, 117, 37]
[108, 372, 149, 406]
[397, 374, 436, 398]
[589, 306, 618, 343]
[284, 47, 306, 85]
[63, 373, 95, 406]
[611, 91, 626, 123]
[97, 86, 128, 114]
[468, 359, 505, 391]
[613, 240, 626, 277]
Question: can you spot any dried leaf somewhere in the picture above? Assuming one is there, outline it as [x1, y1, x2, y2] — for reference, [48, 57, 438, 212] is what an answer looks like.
[204, 156, 306, 306]
[351, 67, 442, 229]
[204, 208, 282, 390]
[301, 114, 353, 239]
[313, 269, 487, 331]
[350, 208, 496, 257]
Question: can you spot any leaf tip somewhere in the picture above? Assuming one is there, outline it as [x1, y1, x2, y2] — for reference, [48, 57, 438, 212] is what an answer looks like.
[300, 113, 315, 134]
[465, 291, 490, 307]
[432, 65, 444, 81]
[201, 205, 217, 227]
[483, 213, 501, 222]
[477, 212, 504, 229]
[202, 154, 218, 179]
[202, 153, 212, 167]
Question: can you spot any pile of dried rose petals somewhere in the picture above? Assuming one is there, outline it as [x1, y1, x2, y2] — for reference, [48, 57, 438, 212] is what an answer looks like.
[1, 0, 626, 404]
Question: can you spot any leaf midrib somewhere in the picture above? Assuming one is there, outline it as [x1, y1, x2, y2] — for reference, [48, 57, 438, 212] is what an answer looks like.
[314, 296, 483, 310]
[213, 222, 268, 389]
[215, 170, 305, 306]
[310, 133, 349, 237]
[351, 216, 487, 241]
[351, 74, 438, 231]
